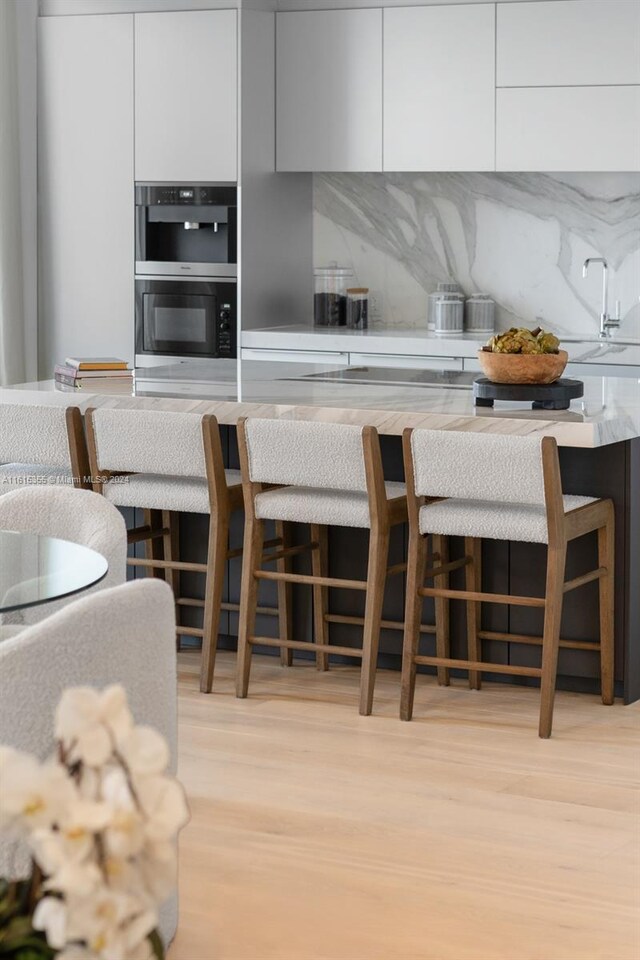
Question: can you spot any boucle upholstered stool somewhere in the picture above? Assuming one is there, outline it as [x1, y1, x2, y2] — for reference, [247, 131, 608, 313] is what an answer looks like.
[235, 417, 409, 715]
[0, 402, 90, 494]
[401, 428, 615, 738]
[85, 408, 291, 692]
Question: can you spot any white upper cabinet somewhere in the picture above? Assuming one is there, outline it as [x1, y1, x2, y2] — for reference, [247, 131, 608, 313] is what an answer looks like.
[276, 9, 382, 172]
[38, 14, 134, 370]
[135, 10, 237, 182]
[383, 4, 495, 172]
[497, 0, 640, 87]
[496, 86, 640, 171]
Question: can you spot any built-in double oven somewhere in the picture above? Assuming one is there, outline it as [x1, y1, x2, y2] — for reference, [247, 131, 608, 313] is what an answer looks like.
[134, 183, 237, 366]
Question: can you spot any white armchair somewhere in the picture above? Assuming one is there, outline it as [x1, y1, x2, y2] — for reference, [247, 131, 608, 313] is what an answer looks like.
[0, 579, 179, 947]
[0, 486, 127, 628]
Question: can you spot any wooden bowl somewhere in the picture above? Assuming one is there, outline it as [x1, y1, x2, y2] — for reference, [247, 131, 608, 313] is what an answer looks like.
[477, 349, 568, 385]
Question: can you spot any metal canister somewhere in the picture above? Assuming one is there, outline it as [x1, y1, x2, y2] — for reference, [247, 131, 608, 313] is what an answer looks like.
[465, 293, 496, 334]
[433, 294, 464, 336]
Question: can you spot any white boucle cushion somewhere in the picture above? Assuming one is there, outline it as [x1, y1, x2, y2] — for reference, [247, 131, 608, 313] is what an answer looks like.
[101, 469, 241, 514]
[419, 495, 596, 544]
[0, 404, 72, 467]
[245, 419, 368, 491]
[411, 430, 546, 505]
[255, 481, 406, 529]
[0, 463, 74, 495]
[92, 408, 208, 478]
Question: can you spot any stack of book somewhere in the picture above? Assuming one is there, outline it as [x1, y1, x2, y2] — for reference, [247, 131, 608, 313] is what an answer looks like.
[54, 357, 134, 394]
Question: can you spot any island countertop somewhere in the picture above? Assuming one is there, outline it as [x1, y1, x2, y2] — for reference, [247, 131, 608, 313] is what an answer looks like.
[2, 360, 639, 448]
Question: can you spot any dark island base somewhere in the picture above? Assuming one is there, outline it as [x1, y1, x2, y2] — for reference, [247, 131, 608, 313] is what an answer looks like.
[132, 430, 639, 704]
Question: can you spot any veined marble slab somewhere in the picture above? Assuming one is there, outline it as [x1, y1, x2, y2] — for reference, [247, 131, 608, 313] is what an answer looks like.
[314, 172, 640, 339]
[2, 361, 639, 449]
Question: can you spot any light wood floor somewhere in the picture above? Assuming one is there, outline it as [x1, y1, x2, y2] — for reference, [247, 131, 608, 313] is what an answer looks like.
[170, 651, 640, 960]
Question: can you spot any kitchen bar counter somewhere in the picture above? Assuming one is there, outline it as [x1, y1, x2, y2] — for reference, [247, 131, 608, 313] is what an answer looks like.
[2, 361, 638, 704]
[3, 360, 639, 448]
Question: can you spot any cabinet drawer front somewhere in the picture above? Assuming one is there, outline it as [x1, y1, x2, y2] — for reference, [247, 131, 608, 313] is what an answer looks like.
[276, 9, 382, 172]
[497, 0, 640, 87]
[496, 87, 640, 171]
[350, 353, 463, 371]
[241, 349, 349, 365]
[383, 4, 495, 172]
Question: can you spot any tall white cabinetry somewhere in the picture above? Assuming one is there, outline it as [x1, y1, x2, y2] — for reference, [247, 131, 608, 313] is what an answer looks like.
[383, 4, 495, 171]
[134, 10, 237, 182]
[38, 14, 134, 371]
[496, 0, 640, 171]
[276, 9, 382, 172]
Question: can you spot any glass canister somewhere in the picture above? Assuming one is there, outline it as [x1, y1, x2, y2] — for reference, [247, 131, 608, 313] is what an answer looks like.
[314, 264, 353, 327]
[346, 287, 369, 330]
[433, 294, 464, 336]
[465, 293, 496, 334]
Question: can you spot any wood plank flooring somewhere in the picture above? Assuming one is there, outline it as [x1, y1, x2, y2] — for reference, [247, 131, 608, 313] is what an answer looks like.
[170, 651, 640, 960]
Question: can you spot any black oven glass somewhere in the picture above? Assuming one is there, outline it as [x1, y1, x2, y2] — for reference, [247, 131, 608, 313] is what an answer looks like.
[143, 293, 217, 356]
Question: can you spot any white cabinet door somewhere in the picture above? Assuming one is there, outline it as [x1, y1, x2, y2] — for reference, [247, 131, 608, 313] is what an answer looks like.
[383, 4, 495, 171]
[38, 14, 134, 371]
[496, 86, 640, 171]
[497, 0, 640, 87]
[135, 10, 237, 182]
[276, 9, 382, 172]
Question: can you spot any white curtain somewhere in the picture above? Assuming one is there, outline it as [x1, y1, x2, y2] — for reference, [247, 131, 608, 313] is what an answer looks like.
[0, 0, 26, 386]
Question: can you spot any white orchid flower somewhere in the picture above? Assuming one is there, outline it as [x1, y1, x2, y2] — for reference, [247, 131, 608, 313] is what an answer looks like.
[138, 838, 177, 902]
[101, 767, 146, 859]
[118, 726, 170, 778]
[0, 749, 76, 834]
[55, 685, 133, 766]
[65, 890, 156, 960]
[32, 896, 68, 950]
[137, 775, 189, 843]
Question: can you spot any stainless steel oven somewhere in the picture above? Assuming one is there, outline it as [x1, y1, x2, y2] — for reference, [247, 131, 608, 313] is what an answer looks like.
[135, 277, 236, 366]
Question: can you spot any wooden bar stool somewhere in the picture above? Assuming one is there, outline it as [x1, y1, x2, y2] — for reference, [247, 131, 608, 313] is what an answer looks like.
[85, 408, 290, 691]
[0, 402, 90, 494]
[235, 417, 409, 715]
[401, 428, 615, 738]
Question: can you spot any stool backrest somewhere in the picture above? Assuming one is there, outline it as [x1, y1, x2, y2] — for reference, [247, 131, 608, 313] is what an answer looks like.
[0, 402, 77, 469]
[410, 430, 547, 505]
[242, 418, 368, 492]
[88, 408, 207, 478]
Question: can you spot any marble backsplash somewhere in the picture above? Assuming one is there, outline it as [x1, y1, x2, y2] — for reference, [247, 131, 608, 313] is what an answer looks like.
[313, 173, 640, 339]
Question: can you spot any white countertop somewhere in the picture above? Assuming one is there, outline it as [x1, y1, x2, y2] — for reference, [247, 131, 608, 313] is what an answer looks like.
[241, 324, 640, 366]
[3, 360, 639, 448]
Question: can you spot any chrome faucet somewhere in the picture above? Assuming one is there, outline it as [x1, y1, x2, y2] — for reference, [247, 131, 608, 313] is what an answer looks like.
[582, 257, 621, 338]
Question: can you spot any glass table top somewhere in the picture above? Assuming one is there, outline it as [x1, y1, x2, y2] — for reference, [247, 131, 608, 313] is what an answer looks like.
[0, 530, 108, 614]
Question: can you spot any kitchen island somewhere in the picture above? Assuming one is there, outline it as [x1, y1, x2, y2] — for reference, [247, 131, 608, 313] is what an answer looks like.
[2, 360, 639, 702]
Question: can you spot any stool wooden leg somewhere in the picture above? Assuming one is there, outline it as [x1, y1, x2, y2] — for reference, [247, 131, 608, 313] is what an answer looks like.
[359, 526, 390, 716]
[400, 530, 428, 721]
[162, 511, 180, 596]
[236, 515, 265, 699]
[598, 508, 615, 705]
[539, 541, 567, 738]
[311, 523, 329, 671]
[145, 509, 165, 580]
[200, 511, 229, 694]
[432, 535, 450, 686]
[275, 521, 293, 667]
[465, 537, 482, 691]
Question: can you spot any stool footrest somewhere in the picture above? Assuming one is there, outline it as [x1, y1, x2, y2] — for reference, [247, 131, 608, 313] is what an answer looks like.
[478, 630, 601, 652]
[128, 557, 207, 573]
[324, 613, 436, 635]
[175, 597, 278, 617]
[249, 636, 363, 659]
[413, 655, 542, 678]
[176, 625, 204, 638]
[419, 586, 546, 607]
[255, 570, 367, 591]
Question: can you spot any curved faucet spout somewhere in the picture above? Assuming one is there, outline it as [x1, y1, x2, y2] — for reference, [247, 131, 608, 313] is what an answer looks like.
[583, 257, 617, 338]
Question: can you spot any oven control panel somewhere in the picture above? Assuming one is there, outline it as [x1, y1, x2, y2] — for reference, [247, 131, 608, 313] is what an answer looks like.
[217, 305, 234, 358]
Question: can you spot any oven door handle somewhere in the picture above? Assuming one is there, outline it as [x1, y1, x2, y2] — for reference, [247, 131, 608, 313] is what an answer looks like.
[135, 274, 237, 284]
